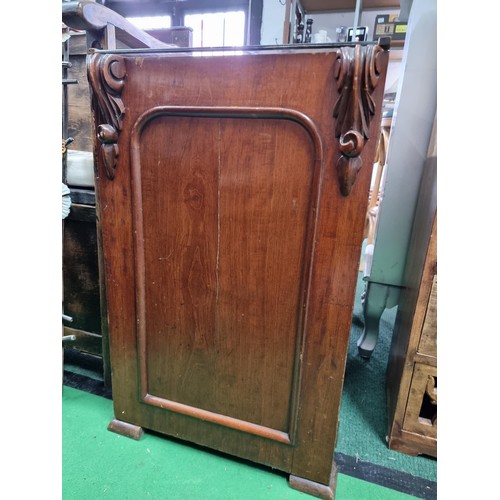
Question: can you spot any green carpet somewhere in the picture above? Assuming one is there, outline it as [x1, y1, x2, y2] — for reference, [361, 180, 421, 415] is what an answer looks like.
[336, 273, 437, 482]
[63, 271, 437, 498]
[63, 386, 417, 499]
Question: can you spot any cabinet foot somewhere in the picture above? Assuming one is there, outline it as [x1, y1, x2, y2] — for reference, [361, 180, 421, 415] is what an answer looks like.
[107, 418, 144, 440]
[289, 465, 337, 500]
[358, 282, 400, 359]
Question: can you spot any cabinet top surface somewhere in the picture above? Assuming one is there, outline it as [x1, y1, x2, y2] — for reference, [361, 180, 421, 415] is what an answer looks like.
[90, 40, 389, 57]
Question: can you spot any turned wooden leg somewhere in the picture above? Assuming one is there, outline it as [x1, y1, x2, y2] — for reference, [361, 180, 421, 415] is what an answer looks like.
[107, 418, 144, 440]
[289, 462, 337, 500]
[358, 282, 399, 359]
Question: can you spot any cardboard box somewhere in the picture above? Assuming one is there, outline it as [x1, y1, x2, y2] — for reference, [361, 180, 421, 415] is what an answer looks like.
[373, 14, 407, 41]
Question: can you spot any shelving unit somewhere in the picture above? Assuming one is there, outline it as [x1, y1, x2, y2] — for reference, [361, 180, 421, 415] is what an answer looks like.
[283, 0, 402, 44]
[301, 0, 399, 11]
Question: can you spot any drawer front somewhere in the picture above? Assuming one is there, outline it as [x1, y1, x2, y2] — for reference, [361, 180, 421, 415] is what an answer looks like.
[403, 363, 437, 439]
[418, 274, 437, 357]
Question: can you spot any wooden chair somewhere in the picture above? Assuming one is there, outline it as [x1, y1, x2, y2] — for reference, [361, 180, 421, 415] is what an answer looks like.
[359, 116, 391, 273]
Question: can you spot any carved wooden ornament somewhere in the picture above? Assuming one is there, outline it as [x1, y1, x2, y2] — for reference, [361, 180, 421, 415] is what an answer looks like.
[333, 43, 384, 196]
[87, 53, 126, 179]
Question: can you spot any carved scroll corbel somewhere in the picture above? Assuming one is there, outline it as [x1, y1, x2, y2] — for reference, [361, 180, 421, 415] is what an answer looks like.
[333, 43, 385, 196]
[87, 53, 126, 179]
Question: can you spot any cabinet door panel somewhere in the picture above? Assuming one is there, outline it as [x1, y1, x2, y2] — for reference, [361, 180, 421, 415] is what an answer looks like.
[134, 113, 318, 442]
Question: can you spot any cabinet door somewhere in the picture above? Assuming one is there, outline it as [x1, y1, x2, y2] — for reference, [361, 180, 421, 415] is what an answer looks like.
[89, 46, 388, 487]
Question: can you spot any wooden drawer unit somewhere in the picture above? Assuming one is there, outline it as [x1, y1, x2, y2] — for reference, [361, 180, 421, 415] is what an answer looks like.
[418, 275, 437, 358]
[403, 362, 437, 440]
[386, 121, 437, 458]
[88, 42, 389, 499]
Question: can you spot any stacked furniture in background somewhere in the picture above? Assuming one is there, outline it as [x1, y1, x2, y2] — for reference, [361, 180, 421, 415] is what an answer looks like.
[62, 1, 192, 385]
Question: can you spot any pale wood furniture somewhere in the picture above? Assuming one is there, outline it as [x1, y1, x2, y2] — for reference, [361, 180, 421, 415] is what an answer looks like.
[359, 116, 391, 273]
[87, 39, 390, 498]
[364, 118, 390, 247]
[386, 119, 437, 457]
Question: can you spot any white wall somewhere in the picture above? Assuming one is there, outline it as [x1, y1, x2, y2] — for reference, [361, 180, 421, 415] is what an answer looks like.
[260, 0, 286, 45]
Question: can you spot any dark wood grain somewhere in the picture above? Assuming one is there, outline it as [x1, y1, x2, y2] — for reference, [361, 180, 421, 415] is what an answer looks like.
[66, 34, 93, 152]
[63, 205, 101, 336]
[89, 44, 389, 496]
[62, 2, 181, 385]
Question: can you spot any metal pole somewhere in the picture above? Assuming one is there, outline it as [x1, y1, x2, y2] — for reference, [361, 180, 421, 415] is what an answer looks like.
[353, 0, 363, 40]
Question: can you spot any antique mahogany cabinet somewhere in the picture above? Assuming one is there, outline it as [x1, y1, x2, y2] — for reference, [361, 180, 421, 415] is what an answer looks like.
[87, 41, 389, 499]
